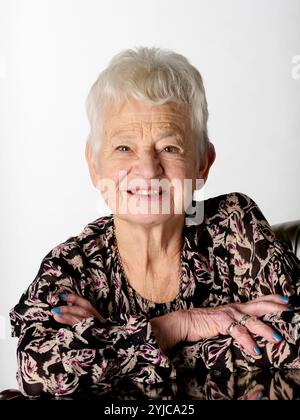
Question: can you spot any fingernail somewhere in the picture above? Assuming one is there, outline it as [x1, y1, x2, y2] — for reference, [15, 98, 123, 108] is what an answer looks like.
[59, 293, 68, 300]
[272, 332, 282, 342]
[52, 307, 62, 315]
[253, 346, 261, 355]
[280, 296, 289, 303]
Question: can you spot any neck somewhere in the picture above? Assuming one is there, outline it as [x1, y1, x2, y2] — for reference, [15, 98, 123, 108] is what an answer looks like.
[113, 215, 185, 275]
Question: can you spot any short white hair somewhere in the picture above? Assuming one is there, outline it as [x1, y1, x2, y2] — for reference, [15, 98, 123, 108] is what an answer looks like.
[86, 46, 210, 170]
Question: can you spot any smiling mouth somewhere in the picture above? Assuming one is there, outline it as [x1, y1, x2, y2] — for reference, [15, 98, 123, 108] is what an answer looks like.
[126, 189, 164, 197]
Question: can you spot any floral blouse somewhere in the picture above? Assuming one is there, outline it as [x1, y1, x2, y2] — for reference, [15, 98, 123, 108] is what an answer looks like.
[10, 192, 300, 397]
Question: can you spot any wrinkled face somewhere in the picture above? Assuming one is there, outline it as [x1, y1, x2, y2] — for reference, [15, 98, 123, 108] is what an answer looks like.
[95, 97, 204, 225]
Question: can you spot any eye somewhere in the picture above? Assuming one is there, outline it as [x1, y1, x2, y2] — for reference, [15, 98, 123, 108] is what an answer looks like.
[163, 145, 180, 153]
[116, 145, 130, 152]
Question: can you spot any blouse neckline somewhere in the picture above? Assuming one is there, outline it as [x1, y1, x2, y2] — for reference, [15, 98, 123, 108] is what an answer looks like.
[104, 214, 200, 313]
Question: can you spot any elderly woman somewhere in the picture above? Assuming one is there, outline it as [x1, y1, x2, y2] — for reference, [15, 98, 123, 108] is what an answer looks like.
[10, 47, 300, 397]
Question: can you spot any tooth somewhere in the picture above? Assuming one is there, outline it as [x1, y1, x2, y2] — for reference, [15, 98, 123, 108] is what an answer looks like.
[131, 189, 160, 195]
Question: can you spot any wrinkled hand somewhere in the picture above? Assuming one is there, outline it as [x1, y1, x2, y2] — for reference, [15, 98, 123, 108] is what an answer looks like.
[51, 292, 106, 326]
[150, 294, 291, 356]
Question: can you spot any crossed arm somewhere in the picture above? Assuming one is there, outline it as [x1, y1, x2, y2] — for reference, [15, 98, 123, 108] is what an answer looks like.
[10, 259, 300, 398]
[53, 291, 291, 357]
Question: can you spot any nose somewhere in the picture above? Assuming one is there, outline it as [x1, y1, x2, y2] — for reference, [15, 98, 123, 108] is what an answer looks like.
[131, 150, 163, 179]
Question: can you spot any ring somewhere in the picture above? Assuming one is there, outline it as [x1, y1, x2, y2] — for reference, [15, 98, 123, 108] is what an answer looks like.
[227, 321, 239, 335]
[239, 314, 252, 326]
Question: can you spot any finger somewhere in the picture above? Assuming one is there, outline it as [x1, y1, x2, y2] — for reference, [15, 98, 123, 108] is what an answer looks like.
[251, 294, 290, 305]
[58, 293, 93, 310]
[221, 308, 261, 356]
[55, 292, 107, 322]
[52, 305, 94, 319]
[229, 323, 262, 357]
[219, 310, 261, 357]
[52, 312, 83, 326]
[235, 301, 291, 318]
[238, 315, 283, 344]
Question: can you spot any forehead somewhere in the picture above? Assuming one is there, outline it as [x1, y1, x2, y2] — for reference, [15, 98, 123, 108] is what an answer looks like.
[103, 98, 190, 136]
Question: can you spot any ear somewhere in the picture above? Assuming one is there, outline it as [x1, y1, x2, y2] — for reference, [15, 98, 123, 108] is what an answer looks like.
[85, 142, 100, 189]
[198, 142, 216, 184]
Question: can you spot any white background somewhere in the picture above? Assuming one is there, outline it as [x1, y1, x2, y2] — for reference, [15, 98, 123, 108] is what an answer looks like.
[0, 0, 299, 390]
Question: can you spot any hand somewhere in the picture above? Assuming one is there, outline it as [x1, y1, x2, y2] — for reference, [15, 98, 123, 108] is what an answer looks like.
[51, 292, 106, 326]
[183, 294, 291, 356]
[150, 294, 290, 356]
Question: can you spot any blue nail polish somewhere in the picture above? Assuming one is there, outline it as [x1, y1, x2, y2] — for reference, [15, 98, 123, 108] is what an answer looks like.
[60, 293, 68, 300]
[272, 332, 282, 342]
[288, 306, 295, 311]
[280, 296, 289, 303]
[254, 346, 261, 355]
[52, 307, 62, 315]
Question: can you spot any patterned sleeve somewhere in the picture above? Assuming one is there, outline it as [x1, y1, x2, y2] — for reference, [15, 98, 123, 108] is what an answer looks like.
[169, 192, 300, 372]
[226, 192, 300, 369]
[9, 243, 176, 397]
